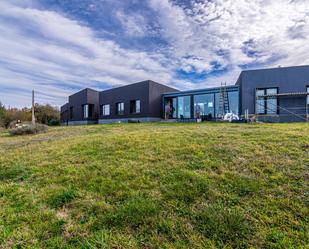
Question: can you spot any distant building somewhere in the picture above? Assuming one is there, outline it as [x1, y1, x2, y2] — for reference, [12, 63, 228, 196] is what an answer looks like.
[61, 65, 309, 124]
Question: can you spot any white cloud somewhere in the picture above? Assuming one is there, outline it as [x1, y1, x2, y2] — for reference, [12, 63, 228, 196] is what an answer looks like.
[1, 0, 309, 107]
[0, 1, 175, 107]
[116, 11, 149, 37]
[149, 0, 309, 80]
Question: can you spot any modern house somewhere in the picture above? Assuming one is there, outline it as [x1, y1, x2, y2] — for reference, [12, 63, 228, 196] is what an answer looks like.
[99, 80, 178, 123]
[61, 80, 178, 125]
[61, 65, 309, 124]
[61, 88, 99, 125]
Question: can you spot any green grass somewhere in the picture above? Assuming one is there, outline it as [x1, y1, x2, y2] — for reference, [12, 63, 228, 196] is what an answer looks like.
[0, 122, 308, 248]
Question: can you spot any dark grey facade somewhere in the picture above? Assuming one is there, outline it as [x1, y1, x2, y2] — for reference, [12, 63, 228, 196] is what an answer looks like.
[99, 80, 178, 123]
[61, 88, 100, 125]
[60, 103, 69, 125]
[61, 65, 309, 124]
[236, 65, 309, 122]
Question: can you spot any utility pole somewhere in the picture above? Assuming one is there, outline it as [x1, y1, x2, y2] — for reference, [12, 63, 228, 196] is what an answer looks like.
[32, 90, 35, 125]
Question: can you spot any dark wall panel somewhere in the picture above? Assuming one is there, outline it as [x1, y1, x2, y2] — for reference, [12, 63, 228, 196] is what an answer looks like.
[148, 81, 179, 118]
[239, 66, 309, 121]
[99, 80, 178, 120]
[99, 81, 150, 119]
[68, 88, 99, 121]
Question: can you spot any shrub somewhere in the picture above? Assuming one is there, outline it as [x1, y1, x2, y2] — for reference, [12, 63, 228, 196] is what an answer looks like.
[9, 124, 48, 136]
[34, 104, 60, 125]
[48, 119, 60, 126]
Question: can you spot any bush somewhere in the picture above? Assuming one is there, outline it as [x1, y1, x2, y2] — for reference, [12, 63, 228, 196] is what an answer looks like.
[9, 124, 48, 136]
[48, 119, 60, 126]
[34, 104, 60, 125]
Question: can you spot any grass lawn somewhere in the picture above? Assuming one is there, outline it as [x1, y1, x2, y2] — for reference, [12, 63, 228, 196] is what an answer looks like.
[0, 122, 308, 248]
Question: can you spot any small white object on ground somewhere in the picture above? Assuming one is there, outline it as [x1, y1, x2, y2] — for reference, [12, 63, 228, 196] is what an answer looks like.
[223, 113, 239, 122]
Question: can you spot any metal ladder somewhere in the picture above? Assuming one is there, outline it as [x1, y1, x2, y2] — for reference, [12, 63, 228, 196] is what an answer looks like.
[218, 82, 230, 118]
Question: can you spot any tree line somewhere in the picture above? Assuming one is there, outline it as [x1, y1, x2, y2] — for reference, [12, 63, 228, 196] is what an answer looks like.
[0, 102, 60, 128]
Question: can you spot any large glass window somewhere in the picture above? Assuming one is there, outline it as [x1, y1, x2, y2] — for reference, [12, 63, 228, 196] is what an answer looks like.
[266, 88, 278, 114]
[255, 88, 278, 114]
[83, 104, 89, 118]
[116, 102, 124, 115]
[307, 86, 309, 105]
[102, 104, 110, 116]
[256, 89, 265, 114]
[130, 100, 141, 113]
[215, 92, 221, 118]
[178, 96, 191, 118]
[194, 94, 214, 118]
[136, 100, 140, 113]
[228, 91, 239, 115]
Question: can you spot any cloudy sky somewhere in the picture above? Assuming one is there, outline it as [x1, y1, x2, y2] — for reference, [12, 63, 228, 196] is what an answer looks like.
[1, 0, 309, 107]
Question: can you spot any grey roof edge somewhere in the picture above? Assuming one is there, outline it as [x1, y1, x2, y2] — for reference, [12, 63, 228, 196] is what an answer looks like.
[100, 80, 178, 94]
[147, 80, 180, 92]
[69, 87, 99, 98]
[163, 85, 239, 96]
[240, 64, 309, 73]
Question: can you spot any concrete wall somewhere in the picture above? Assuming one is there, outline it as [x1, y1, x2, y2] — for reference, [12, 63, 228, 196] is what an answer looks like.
[236, 65, 309, 122]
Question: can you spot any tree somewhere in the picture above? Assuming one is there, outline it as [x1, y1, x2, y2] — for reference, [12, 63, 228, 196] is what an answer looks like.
[0, 102, 60, 128]
[0, 101, 6, 127]
[34, 104, 60, 125]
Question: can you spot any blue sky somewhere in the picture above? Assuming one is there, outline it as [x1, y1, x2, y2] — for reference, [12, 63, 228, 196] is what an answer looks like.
[1, 0, 309, 107]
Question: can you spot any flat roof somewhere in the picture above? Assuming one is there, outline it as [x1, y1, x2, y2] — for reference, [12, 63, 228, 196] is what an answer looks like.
[163, 85, 239, 97]
[100, 80, 178, 94]
[241, 64, 309, 73]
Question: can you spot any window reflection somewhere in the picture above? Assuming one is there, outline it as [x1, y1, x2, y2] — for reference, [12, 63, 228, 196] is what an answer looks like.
[194, 94, 214, 118]
[228, 91, 239, 115]
[178, 96, 191, 118]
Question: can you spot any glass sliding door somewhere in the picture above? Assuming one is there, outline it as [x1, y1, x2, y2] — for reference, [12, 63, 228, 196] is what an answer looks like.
[178, 96, 191, 118]
[215, 90, 239, 117]
[215, 92, 221, 118]
[194, 94, 215, 118]
[164, 97, 177, 119]
[228, 91, 239, 115]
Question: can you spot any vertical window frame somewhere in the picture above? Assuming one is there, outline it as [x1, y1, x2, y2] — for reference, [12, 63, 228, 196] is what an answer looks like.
[83, 104, 89, 119]
[130, 100, 141, 114]
[306, 85, 309, 105]
[116, 102, 124, 115]
[136, 100, 141, 113]
[102, 104, 110, 116]
[255, 87, 279, 115]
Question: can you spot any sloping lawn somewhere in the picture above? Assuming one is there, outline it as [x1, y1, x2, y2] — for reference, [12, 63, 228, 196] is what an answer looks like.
[0, 123, 308, 248]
